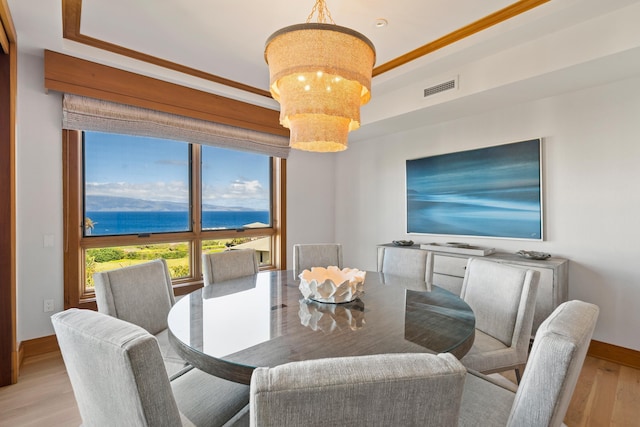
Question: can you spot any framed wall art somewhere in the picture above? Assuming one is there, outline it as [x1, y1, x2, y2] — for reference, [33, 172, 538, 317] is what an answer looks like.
[406, 138, 543, 240]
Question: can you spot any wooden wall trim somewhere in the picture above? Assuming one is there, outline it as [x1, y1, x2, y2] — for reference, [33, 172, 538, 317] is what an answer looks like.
[18, 333, 640, 373]
[0, 0, 17, 53]
[0, 0, 17, 387]
[383, 0, 548, 77]
[18, 336, 60, 366]
[373, 0, 551, 76]
[278, 159, 287, 270]
[8, 44, 16, 385]
[43, 50, 288, 138]
[62, 130, 81, 310]
[588, 340, 640, 371]
[61, 0, 550, 94]
[0, 49, 13, 386]
[0, 6, 12, 54]
[61, 0, 271, 98]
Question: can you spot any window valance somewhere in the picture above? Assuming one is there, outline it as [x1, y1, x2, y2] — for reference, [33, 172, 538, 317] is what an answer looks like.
[62, 94, 290, 159]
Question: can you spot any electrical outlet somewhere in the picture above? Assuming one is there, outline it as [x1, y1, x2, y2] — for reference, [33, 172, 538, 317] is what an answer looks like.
[43, 234, 54, 248]
[44, 299, 54, 312]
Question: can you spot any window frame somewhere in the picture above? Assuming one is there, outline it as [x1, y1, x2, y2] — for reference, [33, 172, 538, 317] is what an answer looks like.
[63, 129, 286, 309]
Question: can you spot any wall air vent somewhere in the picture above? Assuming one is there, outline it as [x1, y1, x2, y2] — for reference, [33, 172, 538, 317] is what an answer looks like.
[423, 78, 457, 98]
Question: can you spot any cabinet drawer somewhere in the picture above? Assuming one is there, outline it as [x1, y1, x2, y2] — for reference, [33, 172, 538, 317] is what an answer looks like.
[434, 255, 468, 278]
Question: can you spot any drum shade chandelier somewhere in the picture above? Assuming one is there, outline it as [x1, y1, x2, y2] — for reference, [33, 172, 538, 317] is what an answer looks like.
[264, 0, 376, 152]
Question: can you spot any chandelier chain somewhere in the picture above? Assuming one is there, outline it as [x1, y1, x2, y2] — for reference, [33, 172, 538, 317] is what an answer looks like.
[306, 0, 335, 24]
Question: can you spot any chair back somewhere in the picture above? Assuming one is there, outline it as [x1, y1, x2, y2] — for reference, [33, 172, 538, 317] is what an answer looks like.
[461, 258, 539, 349]
[377, 246, 434, 283]
[202, 249, 259, 285]
[93, 259, 174, 335]
[250, 353, 466, 427]
[507, 300, 599, 427]
[292, 243, 343, 277]
[52, 308, 183, 427]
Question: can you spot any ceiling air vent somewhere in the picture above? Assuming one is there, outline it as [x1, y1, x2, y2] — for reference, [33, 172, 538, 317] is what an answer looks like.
[423, 78, 457, 98]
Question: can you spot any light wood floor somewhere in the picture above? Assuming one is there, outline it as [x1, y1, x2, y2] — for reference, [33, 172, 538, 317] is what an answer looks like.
[1, 352, 639, 426]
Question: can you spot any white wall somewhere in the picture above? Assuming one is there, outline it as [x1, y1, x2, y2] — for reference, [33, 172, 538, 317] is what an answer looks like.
[335, 75, 640, 351]
[16, 52, 64, 341]
[285, 149, 336, 268]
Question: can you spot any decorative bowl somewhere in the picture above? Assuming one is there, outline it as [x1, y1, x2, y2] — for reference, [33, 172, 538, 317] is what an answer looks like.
[516, 250, 551, 260]
[298, 266, 366, 303]
[392, 239, 414, 246]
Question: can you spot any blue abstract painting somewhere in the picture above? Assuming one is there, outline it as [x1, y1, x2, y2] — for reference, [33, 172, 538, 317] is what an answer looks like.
[406, 139, 542, 240]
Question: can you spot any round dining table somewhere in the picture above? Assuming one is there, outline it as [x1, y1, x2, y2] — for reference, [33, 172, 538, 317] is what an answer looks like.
[168, 270, 475, 384]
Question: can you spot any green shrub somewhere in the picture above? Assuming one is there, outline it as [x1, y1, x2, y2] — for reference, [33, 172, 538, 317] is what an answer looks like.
[88, 247, 125, 263]
[85, 255, 96, 287]
[169, 264, 190, 278]
[160, 249, 188, 259]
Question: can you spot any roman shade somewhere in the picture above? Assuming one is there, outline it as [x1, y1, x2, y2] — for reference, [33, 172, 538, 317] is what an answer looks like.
[62, 93, 291, 158]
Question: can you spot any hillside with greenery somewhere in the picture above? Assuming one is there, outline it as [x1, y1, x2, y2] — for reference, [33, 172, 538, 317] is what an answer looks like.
[85, 238, 252, 288]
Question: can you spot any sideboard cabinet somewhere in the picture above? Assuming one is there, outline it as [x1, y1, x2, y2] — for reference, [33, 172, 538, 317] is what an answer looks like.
[377, 244, 568, 334]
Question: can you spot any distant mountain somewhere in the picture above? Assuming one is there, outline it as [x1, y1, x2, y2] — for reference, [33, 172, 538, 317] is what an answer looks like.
[85, 195, 256, 212]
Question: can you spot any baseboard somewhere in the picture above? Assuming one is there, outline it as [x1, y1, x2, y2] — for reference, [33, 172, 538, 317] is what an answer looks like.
[588, 340, 640, 370]
[18, 335, 60, 366]
[17, 334, 640, 371]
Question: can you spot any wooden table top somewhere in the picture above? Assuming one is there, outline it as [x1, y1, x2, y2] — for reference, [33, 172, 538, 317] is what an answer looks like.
[168, 270, 475, 384]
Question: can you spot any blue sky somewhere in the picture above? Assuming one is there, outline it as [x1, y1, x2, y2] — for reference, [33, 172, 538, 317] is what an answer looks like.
[84, 132, 270, 210]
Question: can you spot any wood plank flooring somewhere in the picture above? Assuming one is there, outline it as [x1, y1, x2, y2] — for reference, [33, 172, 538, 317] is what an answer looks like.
[0, 352, 80, 427]
[1, 351, 639, 426]
[565, 356, 640, 426]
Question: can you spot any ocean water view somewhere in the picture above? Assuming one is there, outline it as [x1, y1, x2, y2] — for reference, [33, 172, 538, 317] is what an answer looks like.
[85, 211, 270, 236]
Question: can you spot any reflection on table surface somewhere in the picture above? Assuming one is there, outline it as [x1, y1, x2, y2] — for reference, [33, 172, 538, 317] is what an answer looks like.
[168, 270, 475, 384]
[298, 298, 366, 333]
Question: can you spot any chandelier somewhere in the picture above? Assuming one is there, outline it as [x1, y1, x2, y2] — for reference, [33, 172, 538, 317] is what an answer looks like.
[264, 0, 376, 152]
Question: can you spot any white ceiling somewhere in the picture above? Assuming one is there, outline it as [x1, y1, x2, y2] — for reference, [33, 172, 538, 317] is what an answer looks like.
[7, 0, 640, 140]
[80, 0, 518, 91]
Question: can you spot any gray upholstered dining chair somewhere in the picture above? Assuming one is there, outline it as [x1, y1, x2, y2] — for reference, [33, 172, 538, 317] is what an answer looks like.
[93, 258, 188, 379]
[202, 249, 259, 286]
[377, 246, 434, 283]
[52, 308, 250, 427]
[292, 243, 343, 277]
[250, 352, 467, 427]
[458, 300, 599, 427]
[458, 258, 539, 382]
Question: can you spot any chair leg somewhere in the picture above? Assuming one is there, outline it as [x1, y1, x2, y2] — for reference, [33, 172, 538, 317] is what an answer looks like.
[514, 364, 526, 384]
[169, 363, 194, 381]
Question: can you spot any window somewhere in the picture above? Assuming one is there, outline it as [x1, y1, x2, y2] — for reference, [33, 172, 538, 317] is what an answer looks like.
[201, 145, 272, 230]
[64, 130, 285, 308]
[84, 132, 192, 236]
